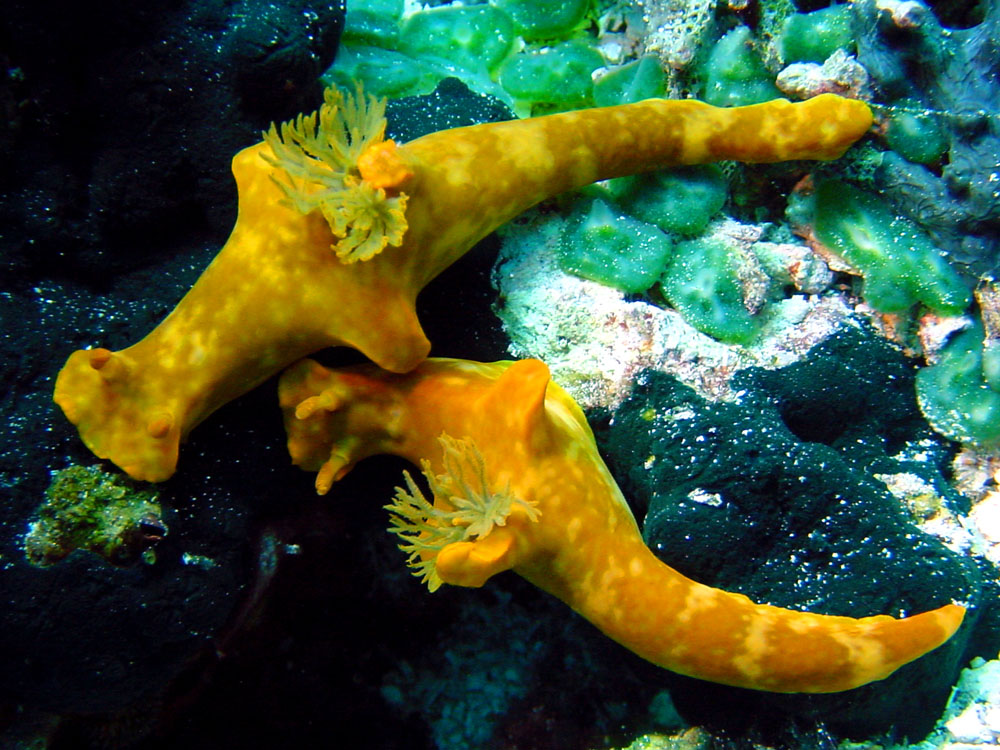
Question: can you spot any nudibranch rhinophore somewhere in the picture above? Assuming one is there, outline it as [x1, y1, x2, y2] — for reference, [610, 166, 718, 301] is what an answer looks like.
[54, 86, 873, 481]
[277, 356, 965, 694]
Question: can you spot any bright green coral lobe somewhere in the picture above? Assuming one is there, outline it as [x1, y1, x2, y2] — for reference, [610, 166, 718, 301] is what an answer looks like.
[660, 236, 760, 345]
[917, 323, 1000, 446]
[812, 180, 970, 315]
[558, 199, 673, 294]
[399, 4, 515, 74]
[498, 40, 604, 109]
[594, 56, 667, 107]
[778, 5, 854, 64]
[617, 164, 728, 236]
[342, 0, 404, 48]
[885, 99, 949, 165]
[702, 26, 781, 108]
[493, 0, 590, 41]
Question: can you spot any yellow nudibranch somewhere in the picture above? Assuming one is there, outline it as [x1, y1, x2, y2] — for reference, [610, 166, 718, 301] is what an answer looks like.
[278, 356, 965, 694]
[55, 86, 873, 482]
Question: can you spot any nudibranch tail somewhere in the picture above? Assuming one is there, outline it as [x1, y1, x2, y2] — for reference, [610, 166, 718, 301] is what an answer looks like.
[393, 93, 872, 278]
[279, 356, 966, 694]
[536, 540, 966, 693]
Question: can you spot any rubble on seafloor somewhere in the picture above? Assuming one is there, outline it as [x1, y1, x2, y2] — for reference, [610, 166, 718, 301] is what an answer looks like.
[492, 208, 857, 410]
[609, 654, 1000, 749]
[833, 656, 1000, 750]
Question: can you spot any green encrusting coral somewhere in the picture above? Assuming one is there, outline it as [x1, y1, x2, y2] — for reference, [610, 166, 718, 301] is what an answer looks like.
[615, 165, 728, 236]
[498, 40, 604, 110]
[328, 0, 634, 114]
[342, 0, 404, 47]
[398, 4, 515, 74]
[558, 199, 673, 294]
[593, 55, 666, 107]
[916, 323, 1000, 446]
[493, 0, 591, 41]
[556, 163, 729, 297]
[808, 180, 970, 315]
[778, 4, 854, 64]
[660, 236, 760, 345]
[884, 99, 949, 165]
[701, 26, 781, 108]
[24, 465, 165, 567]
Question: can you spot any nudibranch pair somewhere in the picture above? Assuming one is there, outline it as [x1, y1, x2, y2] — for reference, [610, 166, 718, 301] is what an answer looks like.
[53, 85, 964, 692]
[55, 88, 874, 483]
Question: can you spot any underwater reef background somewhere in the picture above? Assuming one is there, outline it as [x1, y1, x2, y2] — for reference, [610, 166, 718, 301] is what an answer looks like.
[3, 1, 1000, 749]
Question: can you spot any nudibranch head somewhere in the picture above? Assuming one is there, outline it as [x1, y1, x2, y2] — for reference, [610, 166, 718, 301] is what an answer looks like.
[261, 85, 410, 263]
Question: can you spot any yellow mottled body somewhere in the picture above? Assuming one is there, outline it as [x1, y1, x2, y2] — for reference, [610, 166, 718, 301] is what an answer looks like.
[277, 357, 964, 694]
[55, 92, 872, 481]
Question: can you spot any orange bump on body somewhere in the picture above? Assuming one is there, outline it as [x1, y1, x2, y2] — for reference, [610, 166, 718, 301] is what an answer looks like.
[146, 413, 174, 439]
[88, 348, 129, 383]
[358, 140, 413, 189]
[88, 348, 113, 370]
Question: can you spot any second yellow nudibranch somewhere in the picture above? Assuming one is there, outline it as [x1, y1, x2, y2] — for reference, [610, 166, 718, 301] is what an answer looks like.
[277, 356, 964, 694]
[54, 85, 873, 481]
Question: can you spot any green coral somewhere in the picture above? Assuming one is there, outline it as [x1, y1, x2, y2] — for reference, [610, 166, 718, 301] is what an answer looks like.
[809, 180, 970, 315]
[885, 98, 949, 165]
[916, 323, 1000, 446]
[25, 465, 165, 567]
[328, 0, 614, 114]
[342, 0, 404, 48]
[701, 26, 781, 108]
[558, 199, 673, 294]
[262, 85, 409, 263]
[778, 4, 854, 64]
[327, 45, 464, 100]
[660, 236, 761, 345]
[615, 165, 728, 236]
[398, 5, 515, 75]
[593, 56, 667, 107]
[493, 0, 591, 41]
[498, 40, 605, 112]
[386, 434, 539, 592]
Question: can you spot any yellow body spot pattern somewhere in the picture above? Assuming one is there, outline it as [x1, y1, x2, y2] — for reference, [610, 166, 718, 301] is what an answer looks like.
[277, 356, 964, 694]
[54, 93, 872, 481]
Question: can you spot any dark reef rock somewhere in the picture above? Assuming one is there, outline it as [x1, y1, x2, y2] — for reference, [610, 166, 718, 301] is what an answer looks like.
[0, 0, 345, 283]
[0, 359, 283, 715]
[386, 77, 515, 142]
[594, 324, 1000, 741]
